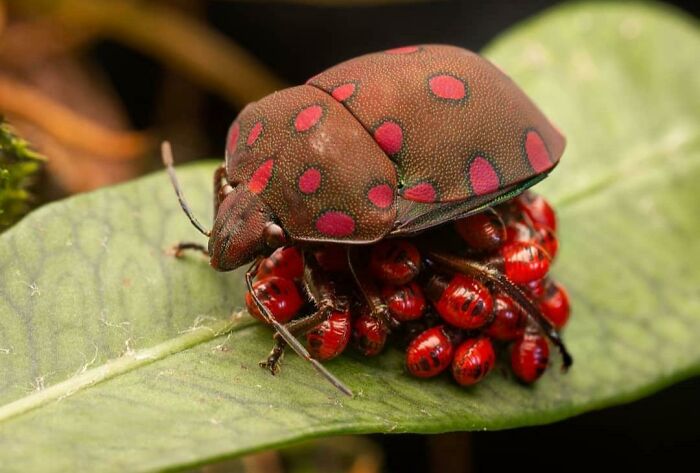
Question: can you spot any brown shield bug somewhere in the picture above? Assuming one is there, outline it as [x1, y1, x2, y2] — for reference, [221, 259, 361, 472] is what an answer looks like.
[162, 45, 571, 396]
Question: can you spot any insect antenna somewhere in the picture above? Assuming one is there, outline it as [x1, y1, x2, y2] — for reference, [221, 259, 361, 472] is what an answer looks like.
[161, 141, 211, 237]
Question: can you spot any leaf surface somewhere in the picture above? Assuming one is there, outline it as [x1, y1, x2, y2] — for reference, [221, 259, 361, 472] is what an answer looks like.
[0, 3, 699, 471]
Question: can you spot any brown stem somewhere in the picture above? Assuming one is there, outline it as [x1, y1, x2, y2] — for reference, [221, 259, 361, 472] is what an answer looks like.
[0, 74, 150, 160]
[0, 19, 97, 68]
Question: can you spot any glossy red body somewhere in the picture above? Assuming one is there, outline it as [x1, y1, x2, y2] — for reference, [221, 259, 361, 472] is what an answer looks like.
[540, 279, 570, 329]
[532, 223, 558, 259]
[522, 277, 546, 299]
[516, 191, 557, 231]
[306, 309, 352, 361]
[505, 220, 533, 243]
[406, 326, 454, 378]
[381, 281, 426, 322]
[433, 274, 493, 329]
[451, 337, 496, 386]
[454, 211, 506, 252]
[485, 294, 526, 341]
[506, 220, 558, 260]
[369, 240, 421, 285]
[352, 313, 388, 356]
[511, 332, 550, 383]
[256, 246, 304, 280]
[245, 277, 303, 324]
[500, 241, 551, 284]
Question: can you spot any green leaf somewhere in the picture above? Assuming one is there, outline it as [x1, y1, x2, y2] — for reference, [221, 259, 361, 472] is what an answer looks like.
[1, 2, 699, 471]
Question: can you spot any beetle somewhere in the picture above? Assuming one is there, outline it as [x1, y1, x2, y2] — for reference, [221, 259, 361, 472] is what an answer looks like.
[162, 44, 571, 396]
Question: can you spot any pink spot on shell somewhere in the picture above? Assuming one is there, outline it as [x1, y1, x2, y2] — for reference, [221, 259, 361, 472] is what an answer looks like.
[469, 156, 500, 195]
[316, 211, 355, 238]
[403, 182, 436, 203]
[525, 130, 552, 172]
[374, 121, 403, 156]
[429, 74, 466, 100]
[227, 122, 240, 154]
[367, 184, 394, 209]
[386, 46, 419, 55]
[331, 83, 356, 102]
[248, 159, 274, 194]
[298, 168, 322, 194]
[294, 105, 323, 132]
[247, 121, 263, 146]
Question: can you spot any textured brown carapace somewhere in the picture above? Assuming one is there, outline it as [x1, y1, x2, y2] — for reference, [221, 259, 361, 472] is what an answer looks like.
[213, 44, 565, 270]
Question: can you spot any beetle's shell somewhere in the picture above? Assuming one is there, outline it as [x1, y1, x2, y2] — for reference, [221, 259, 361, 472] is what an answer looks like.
[226, 45, 565, 244]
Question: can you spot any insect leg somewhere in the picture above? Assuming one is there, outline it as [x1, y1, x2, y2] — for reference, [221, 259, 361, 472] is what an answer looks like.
[346, 246, 400, 331]
[246, 258, 353, 397]
[259, 310, 329, 374]
[425, 249, 573, 370]
[260, 250, 349, 374]
[172, 241, 208, 257]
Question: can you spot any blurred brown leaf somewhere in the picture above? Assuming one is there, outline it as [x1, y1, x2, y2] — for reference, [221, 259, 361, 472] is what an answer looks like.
[0, 51, 151, 193]
[0, 75, 150, 161]
[216, 0, 434, 5]
[1, 0, 293, 195]
[11, 0, 287, 106]
[0, 17, 96, 69]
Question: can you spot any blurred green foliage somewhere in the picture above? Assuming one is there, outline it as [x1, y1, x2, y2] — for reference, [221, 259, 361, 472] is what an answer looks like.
[0, 118, 42, 231]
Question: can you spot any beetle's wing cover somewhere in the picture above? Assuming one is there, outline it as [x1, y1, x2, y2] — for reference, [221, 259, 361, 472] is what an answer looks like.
[391, 174, 547, 236]
[225, 86, 397, 243]
[307, 44, 566, 212]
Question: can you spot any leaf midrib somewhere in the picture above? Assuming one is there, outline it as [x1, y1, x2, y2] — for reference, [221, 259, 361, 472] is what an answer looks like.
[0, 313, 254, 423]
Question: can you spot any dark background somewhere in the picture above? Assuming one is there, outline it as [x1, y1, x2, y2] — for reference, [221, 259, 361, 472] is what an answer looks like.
[93, 1, 700, 471]
[99, 0, 699, 154]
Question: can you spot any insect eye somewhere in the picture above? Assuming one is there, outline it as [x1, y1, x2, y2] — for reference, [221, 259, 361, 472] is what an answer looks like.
[263, 222, 287, 249]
